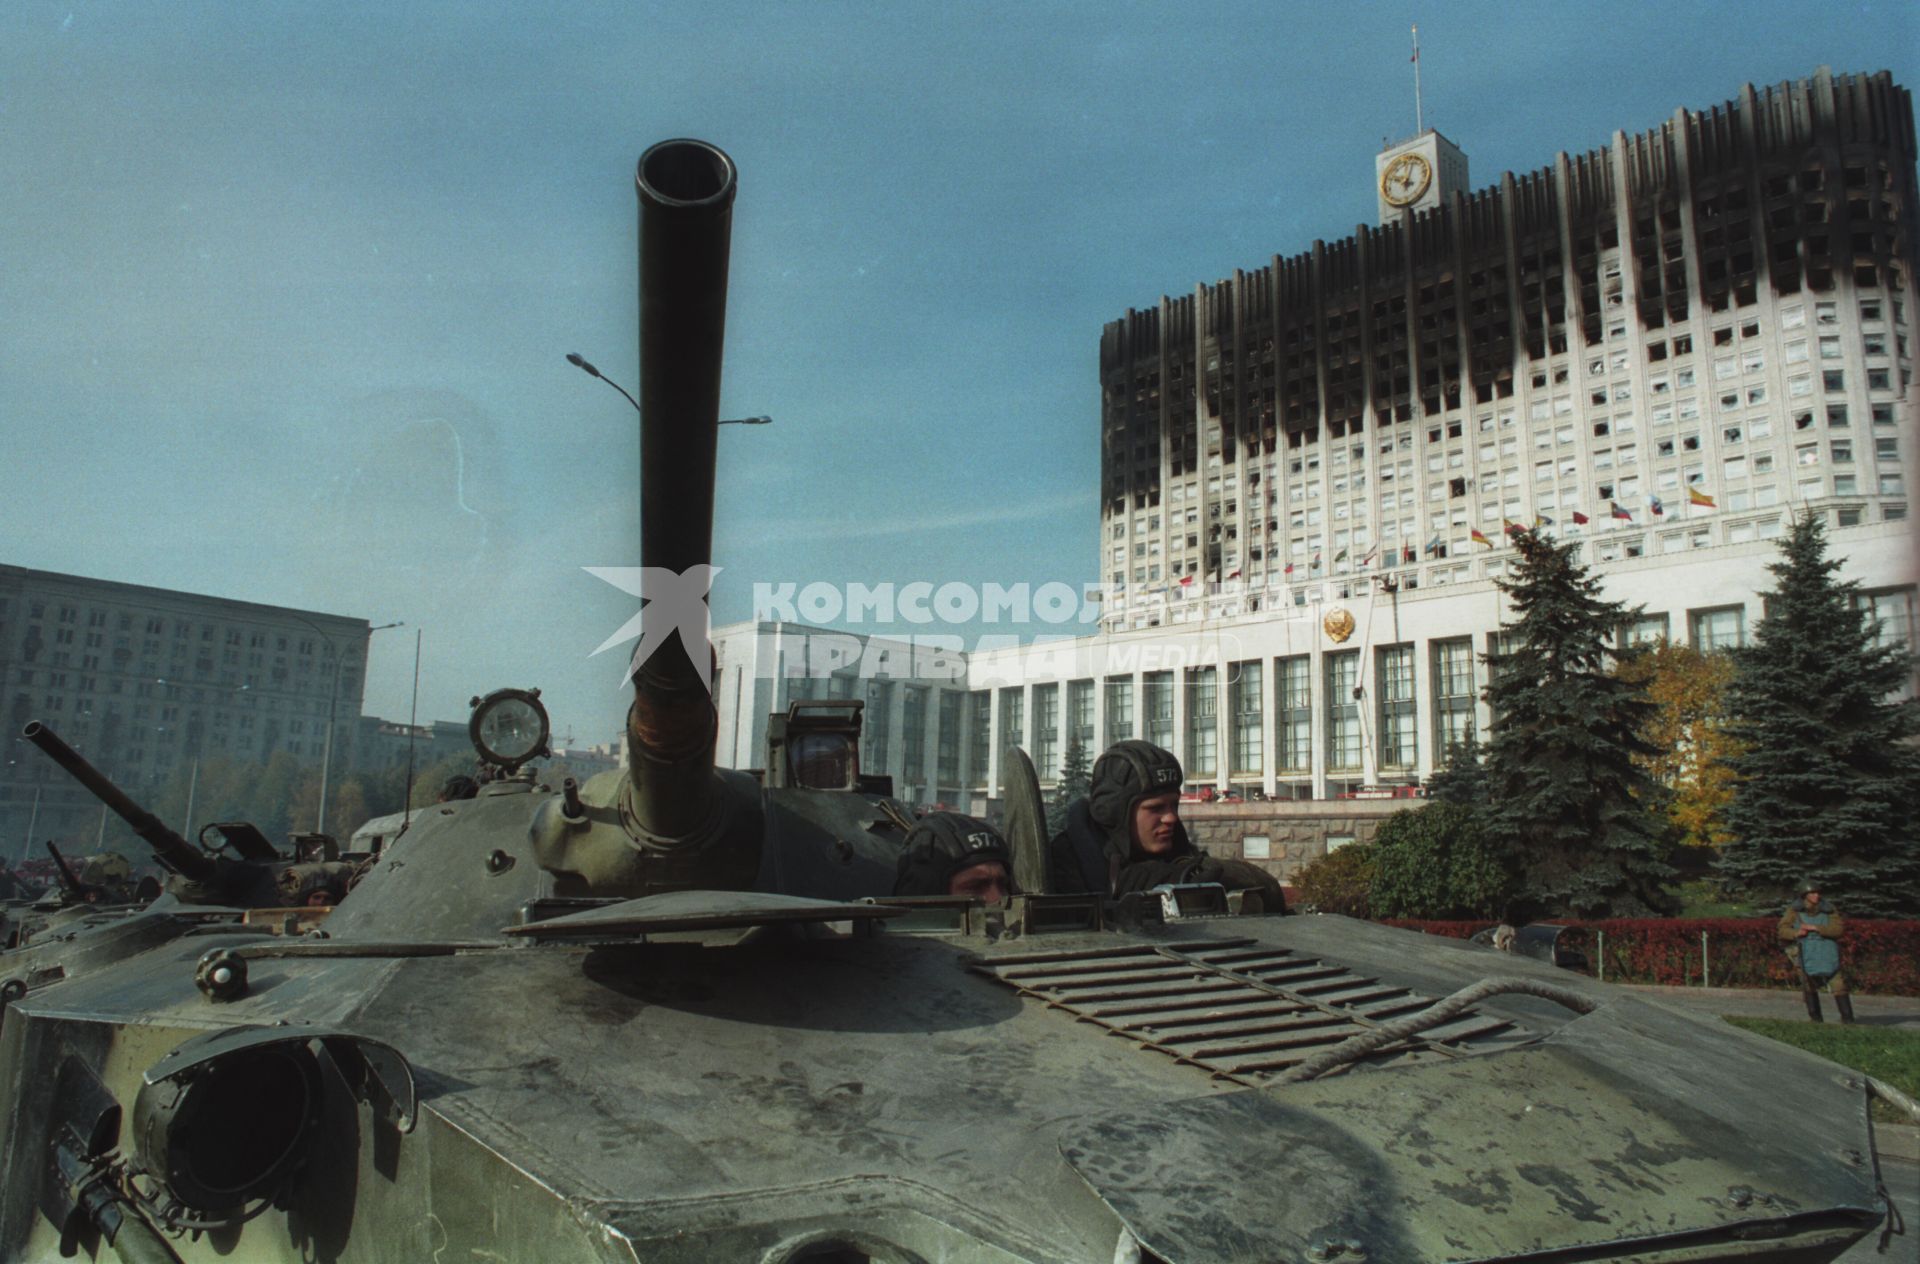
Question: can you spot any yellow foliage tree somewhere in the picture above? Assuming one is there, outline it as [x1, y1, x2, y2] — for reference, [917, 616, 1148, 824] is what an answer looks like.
[1616, 642, 1744, 849]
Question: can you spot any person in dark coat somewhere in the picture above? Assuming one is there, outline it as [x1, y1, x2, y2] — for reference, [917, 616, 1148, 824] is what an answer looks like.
[1048, 740, 1286, 911]
[893, 812, 1013, 904]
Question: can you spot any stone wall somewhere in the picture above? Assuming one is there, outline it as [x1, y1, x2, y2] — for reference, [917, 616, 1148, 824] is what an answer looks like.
[1179, 799, 1416, 885]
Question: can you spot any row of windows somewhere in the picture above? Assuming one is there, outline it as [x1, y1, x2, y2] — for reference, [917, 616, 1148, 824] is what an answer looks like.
[772, 580, 1916, 790]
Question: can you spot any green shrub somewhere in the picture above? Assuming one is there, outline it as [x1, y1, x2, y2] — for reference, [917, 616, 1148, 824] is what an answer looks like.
[1293, 842, 1377, 917]
[1370, 801, 1516, 920]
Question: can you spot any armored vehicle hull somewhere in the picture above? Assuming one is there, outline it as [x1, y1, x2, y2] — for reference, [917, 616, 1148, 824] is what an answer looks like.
[0, 900, 1894, 1261]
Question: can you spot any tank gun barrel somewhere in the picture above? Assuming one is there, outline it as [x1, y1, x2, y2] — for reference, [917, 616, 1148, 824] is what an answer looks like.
[625, 139, 737, 841]
[22, 721, 216, 882]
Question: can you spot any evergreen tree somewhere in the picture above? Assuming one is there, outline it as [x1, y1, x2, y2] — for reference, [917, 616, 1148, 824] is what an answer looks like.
[1424, 727, 1489, 806]
[1717, 514, 1920, 916]
[1482, 529, 1673, 918]
[1047, 741, 1093, 836]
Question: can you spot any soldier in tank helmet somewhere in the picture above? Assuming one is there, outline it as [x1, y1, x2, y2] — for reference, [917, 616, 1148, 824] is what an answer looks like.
[1049, 740, 1287, 912]
[893, 812, 1013, 904]
[438, 774, 481, 803]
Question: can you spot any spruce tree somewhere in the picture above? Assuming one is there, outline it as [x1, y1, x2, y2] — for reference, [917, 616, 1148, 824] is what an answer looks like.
[1717, 514, 1920, 917]
[1047, 741, 1093, 836]
[1482, 529, 1673, 918]
[1424, 726, 1489, 806]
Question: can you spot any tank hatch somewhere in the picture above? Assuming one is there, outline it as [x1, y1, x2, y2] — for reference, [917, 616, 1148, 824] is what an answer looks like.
[973, 939, 1529, 1086]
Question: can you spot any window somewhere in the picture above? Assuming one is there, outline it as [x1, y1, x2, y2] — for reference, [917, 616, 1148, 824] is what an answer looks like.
[967, 691, 990, 787]
[1143, 672, 1173, 748]
[1690, 606, 1746, 651]
[1229, 660, 1262, 775]
[1103, 677, 1134, 748]
[1858, 587, 1917, 659]
[901, 686, 928, 785]
[1375, 645, 1416, 770]
[1068, 679, 1095, 756]
[1185, 668, 1217, 777]
[1278, 656, 1312, 773]
[1325, 651, 1361, 773]
[864, 680, 893, 771]
[1627, 614, 1670, 647]
[1031, 683, 1059, 780]
[996, 686, 1023, 758]
[1430, 637, 1476, 757]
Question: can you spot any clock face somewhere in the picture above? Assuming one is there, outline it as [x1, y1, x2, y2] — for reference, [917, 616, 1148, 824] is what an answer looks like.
[1381, 152, 1433, 208]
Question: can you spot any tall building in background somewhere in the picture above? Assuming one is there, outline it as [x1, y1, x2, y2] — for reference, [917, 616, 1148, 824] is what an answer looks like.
[726, 69, 1917, 806]
[1098, 68, 1914, 616]
[0, 566, 372, 852]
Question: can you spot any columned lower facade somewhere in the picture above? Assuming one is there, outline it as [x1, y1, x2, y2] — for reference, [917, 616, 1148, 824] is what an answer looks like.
[711, 518, 1916, 808]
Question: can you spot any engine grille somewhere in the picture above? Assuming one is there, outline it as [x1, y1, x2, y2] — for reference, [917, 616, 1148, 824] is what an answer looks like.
[974, 938, 1530, 1086]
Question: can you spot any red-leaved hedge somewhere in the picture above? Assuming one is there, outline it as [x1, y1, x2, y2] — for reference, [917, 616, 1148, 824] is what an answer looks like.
[1378, 917, 1920, 995]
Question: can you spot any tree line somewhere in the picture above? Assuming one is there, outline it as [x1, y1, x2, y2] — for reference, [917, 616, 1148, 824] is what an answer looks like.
[1297, 514, 1920, 921]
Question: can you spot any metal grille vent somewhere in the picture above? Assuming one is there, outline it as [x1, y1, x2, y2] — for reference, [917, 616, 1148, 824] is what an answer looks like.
[974, 939, 1527, 1086]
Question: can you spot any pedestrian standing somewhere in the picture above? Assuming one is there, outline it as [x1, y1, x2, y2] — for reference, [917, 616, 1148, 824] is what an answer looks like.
[1778, 882, 1853, 1024]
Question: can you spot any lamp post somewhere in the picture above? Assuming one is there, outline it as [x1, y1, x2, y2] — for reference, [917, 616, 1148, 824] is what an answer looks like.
[287, 616, 403, 836]
[565, 353, 771, 424]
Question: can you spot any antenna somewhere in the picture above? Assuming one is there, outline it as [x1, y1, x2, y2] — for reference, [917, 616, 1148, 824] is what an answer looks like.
[1411, 25, 1424, 135]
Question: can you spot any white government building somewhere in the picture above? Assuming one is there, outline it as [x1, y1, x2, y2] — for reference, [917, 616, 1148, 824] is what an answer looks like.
[714, 69, 1919, 810]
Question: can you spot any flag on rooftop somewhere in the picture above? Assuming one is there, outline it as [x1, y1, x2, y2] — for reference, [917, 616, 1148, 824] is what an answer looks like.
[1535, 513, 1554, 528]
[1649, 495, 1665, 516]
[1571, 510, 1590, 524]
[1611, 501, 1633, 521]
[1688, 486, 1716, 508]
[1470, 527, 1493, 547]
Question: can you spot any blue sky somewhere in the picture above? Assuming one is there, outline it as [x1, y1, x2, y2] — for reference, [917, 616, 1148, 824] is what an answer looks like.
[3, 1, 1914, 745]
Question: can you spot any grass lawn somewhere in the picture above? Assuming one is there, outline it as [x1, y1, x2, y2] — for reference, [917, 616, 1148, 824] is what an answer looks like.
[1671, 879, 1770, 919]
[1724, 1017, 1920, 1125]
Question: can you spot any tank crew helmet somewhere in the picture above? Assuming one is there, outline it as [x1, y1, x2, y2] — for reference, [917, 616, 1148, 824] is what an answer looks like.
[1087, 741, 1185, 851]
[893, 812, 1014, 897]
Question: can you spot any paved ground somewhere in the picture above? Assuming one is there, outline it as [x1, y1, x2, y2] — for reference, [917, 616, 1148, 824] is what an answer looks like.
[1615, 983, 1920, 1030]
[1614, 983, 1918, 1260]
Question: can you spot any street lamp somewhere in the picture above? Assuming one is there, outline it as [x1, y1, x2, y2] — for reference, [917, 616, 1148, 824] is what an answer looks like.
[286, 615, 403, 836]
[565, 353, 771, 425]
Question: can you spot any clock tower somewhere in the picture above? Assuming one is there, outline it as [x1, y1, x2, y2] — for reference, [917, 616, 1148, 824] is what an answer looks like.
[1375, 130, 1468, 224]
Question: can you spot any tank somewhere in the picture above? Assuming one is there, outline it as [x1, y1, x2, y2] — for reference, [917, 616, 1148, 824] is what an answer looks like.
[0, 139, 1900, 1264]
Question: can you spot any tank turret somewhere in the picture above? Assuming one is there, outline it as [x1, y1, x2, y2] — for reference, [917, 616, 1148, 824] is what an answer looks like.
[21, 722, 216, 887]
